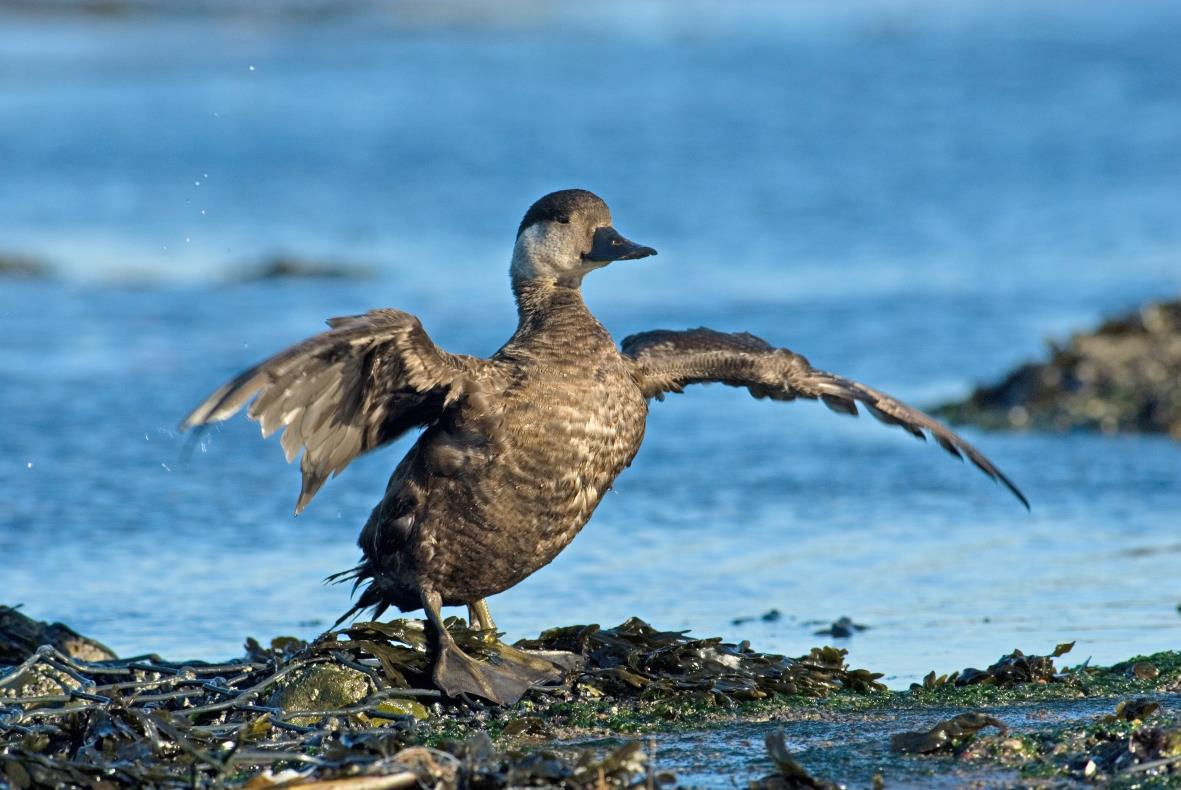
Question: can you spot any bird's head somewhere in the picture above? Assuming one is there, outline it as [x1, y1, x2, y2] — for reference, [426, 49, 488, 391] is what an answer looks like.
[511, 189, 657, 288]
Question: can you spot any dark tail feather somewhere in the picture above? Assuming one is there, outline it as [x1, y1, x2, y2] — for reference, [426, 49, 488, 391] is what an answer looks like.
[324, 566, 361, 586]
[333, 602, 364, 628]
[332, 589, 391, 628]
[327, 560, 396, 627]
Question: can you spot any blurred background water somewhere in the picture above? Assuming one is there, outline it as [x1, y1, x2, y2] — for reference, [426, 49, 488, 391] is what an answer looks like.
[1, 0, 1179, 687]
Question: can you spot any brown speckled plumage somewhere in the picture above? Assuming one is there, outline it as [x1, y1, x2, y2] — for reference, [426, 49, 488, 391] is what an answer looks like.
[345, 281, 650, 616]
[182, 189, 1026, 702]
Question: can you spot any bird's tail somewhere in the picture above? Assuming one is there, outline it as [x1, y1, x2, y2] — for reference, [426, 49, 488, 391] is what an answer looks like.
[324, 561, 399, 627]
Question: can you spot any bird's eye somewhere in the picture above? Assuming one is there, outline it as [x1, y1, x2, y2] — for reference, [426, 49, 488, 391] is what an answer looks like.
[611, 237, 621, 246]
[556, 215, 570, 224]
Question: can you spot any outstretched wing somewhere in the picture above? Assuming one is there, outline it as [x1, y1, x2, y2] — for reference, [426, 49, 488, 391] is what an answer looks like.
[181, 309, 487, 514]
[622, 327, 1028, 508]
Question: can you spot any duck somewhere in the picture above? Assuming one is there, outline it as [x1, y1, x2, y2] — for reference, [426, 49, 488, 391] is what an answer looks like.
[181, 188, 1027, 705]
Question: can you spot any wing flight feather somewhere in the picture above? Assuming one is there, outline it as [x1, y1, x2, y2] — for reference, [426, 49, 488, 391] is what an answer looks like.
[622, 327, 1028, 508]
[181, 309, 486, 513]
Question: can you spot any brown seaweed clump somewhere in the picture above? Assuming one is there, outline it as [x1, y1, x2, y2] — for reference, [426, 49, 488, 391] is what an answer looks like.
[0, 623, 651, 789]
[517, 618, 886, 699]
[912, 642, 1075, 690]
[0, 613, 885, 788]
[890, 712, 1008, 755]
[937, 297, 1181, 438]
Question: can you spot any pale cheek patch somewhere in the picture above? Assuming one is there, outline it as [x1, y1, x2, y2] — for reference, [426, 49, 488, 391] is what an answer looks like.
[510, 224, 581, 281]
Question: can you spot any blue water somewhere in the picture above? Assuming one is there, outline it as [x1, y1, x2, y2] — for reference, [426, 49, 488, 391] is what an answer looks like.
[2, 0, 1180, 687]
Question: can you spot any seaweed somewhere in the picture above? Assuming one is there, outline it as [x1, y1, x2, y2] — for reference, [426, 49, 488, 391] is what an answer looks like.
[0, 627, 652, 788]
[516, 618, 886, 699]
[0, 614, 885, 788]
[4, 610, 1178, 787]
[890, 712, 1007, 754]
[749, 731, 839, 790]
[911, 641, 1075, 692]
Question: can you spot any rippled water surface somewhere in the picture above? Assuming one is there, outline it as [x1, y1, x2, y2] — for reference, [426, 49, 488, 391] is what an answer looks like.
[2, 0, 1180, 688]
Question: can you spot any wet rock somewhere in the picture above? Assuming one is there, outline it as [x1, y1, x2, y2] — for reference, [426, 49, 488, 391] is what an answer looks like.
[0, 252, 52, 279]
[368, 697, 430, 722]
[267, 662, 372, 724]
[1100, 698, 1161, 724]
[890, 712, 1007, 754]
[813, 616, 869, 638]
[0, 605, 116, 665]
[937, 296, 1181, 438]
[732, 608, 783, 625]
[228, 254, 376, 282]
[1130, 661, 1160, 681]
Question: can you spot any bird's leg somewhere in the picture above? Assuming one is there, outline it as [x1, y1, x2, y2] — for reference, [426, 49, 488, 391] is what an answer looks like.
[465, 599, 493, 632]
[424, 589, 559, 706]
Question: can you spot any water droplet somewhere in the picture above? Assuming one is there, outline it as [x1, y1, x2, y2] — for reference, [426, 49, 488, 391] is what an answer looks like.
[185, 237, 191, 243]
[248, 65, 255, 71]
[200, 209, 207, 215]
[26, 462, 33, 469]
[161, 463, 172, 472]
[194, 181, 202, 187]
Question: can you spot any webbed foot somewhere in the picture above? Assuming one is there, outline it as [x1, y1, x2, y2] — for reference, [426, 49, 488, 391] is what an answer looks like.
[434, 641, 567, 705]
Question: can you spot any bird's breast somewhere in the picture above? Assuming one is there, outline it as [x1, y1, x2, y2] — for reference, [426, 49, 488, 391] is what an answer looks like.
[458, 351, 647, 543]
[385, 339, 650, 601]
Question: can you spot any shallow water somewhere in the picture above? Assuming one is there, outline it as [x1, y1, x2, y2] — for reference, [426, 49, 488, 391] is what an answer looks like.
[598, 694, 1174, 787]
[2, 0, 1181, 689]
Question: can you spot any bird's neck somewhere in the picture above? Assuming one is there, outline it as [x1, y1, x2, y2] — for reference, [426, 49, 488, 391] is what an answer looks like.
[511, 278, 596, 335]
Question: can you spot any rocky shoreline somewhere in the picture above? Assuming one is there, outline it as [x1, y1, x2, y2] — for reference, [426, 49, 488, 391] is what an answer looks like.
[2, 606, 1179, 787]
